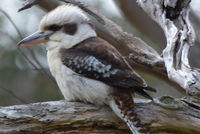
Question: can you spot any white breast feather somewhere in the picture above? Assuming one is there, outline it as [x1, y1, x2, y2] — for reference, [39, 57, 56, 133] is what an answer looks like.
[47, 49, 112, 105]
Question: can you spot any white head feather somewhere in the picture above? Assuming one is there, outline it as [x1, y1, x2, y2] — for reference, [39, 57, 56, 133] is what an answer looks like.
[39, 4, 96, 50]
[39, 4, 89, 31]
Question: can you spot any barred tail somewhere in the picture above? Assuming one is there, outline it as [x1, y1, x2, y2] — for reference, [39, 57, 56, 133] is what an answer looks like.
[123, 108, 149, 134]
[110, 92, 149, 134]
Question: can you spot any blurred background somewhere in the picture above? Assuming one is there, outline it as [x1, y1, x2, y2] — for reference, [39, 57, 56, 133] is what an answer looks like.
[0, 0, 200, 106]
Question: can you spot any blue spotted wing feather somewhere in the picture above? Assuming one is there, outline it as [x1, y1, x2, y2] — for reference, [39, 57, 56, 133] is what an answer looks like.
[60, 37, 155, 99]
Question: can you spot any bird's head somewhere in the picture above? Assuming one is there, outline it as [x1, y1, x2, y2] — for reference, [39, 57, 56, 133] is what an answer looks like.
[17, 4, 96, 50]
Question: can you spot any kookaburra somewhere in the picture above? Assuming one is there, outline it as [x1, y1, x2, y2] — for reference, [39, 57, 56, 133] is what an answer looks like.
[18, 4, 155, 134]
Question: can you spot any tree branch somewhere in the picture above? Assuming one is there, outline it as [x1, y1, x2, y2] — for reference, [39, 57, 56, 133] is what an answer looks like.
[137, 0, 200, 97]
[0, 98, 199, 134]
[115, 0, 200, 71]
[115, 0, 166, 49]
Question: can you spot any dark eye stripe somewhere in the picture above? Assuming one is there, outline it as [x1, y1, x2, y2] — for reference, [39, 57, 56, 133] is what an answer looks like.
[47, 24, 62, 31]
[63, 23, 77, 35]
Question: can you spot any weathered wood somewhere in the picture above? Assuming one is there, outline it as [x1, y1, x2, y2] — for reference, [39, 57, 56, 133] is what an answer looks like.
[0, 97, 199, 134]
[137, 0, 200, 97]
[116, 0, 200, 69]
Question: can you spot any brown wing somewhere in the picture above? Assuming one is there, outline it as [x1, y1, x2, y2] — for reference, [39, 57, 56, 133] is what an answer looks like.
[60, 37, 155, 99]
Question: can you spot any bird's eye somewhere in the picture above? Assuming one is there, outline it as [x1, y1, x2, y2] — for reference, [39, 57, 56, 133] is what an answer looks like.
[47, 24, 62, 31]
[63, 23, 77, 35]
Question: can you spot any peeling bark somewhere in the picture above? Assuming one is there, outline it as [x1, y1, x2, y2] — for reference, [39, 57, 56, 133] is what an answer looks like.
[0, 98, 200, 134]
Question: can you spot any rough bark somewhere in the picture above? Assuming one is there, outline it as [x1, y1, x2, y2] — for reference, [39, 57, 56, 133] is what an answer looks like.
[0, 97, 200, 134]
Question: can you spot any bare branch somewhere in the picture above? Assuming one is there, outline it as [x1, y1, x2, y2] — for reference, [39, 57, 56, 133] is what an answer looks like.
[116, 0, 200, 72]
[0, 9, 40, 72]
[0, 98, 199, 134]
[115, 0, 166, 48]
[0, 9, 23, 39]
[137, 0, 200, 97]
[0, 8, 55, 84]
[0, 85, 27, 104]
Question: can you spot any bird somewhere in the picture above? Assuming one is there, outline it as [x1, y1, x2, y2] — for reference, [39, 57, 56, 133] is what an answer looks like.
[17, 4, 156, 134]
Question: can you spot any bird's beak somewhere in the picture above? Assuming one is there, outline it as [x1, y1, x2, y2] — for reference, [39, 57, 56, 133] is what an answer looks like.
[17, 31, 52, 46]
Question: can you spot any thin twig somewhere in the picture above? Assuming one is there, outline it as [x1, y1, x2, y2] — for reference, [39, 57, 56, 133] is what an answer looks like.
[0, 8, 55, 83]
[25, 48, 55, 82]
[0, 85, 28, 104]
[0, 9, 23, 39]
[0, 32, 52, 84]
[0, 9, 38, 69]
